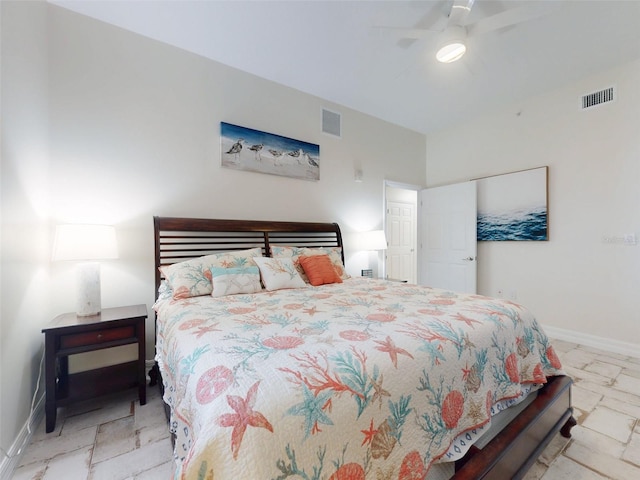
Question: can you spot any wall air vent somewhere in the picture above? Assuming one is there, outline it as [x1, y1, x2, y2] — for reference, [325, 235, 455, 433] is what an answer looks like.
[322, 108, 341, 138]
[581, 86, 616, 110]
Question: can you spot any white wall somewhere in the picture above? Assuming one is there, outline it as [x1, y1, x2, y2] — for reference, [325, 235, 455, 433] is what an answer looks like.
[0, 0, 51, 465]
[0, 1, 426, 457]
[426, 59, 640, 351]
[45, 3, 425, 313]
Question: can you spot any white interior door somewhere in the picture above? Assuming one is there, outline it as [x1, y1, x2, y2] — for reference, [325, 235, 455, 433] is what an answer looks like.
[419, 181, 477, 293]
[386, 200, 417, 283]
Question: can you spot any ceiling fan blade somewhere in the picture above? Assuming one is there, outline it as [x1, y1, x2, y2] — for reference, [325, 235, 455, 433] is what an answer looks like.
[372, 26, 436, 40]
[372, 0, 450, 49]
[466, 3, 556, 37]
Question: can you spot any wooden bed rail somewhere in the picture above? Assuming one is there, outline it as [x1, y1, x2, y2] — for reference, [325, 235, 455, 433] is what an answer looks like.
[453, 375, 575, 479]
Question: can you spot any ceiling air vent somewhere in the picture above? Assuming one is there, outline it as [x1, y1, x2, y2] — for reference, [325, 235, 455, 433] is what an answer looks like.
[322, 108, 341, 138]
[581, 86, 616, 110]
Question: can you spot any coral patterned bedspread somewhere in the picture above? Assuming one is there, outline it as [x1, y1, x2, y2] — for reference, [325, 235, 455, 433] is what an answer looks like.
[154, 277, 563, 480]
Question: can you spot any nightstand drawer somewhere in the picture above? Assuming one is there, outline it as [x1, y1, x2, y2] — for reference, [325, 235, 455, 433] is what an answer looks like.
[60, 326, 135, 349]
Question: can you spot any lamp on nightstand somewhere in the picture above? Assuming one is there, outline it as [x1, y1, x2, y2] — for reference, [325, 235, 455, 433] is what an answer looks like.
[359, 230, 387, 278]
[360, 230, 387, 252]
[52, 224, 118, 316]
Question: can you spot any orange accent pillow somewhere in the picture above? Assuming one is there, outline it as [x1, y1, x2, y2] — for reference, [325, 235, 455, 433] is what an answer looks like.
[299, 254, 343, 286]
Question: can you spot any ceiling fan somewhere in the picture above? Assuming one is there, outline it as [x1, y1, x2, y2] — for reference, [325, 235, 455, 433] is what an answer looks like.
[378, 0, 557, 63]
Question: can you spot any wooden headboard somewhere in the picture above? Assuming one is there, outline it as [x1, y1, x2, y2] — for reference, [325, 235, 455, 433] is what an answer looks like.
[153, 216, 344, 296]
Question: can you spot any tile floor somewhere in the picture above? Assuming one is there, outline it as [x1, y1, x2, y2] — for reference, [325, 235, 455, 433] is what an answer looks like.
[12, 385, 174, 480]
[522, 340, 640, 480]
[11, 340, 640, 479]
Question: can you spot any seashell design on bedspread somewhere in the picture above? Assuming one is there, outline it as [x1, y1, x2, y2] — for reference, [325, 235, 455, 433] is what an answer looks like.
[154, 277, 563, 479]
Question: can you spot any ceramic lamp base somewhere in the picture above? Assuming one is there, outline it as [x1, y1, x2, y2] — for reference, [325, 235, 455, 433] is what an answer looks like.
[76, 262, 101, 316]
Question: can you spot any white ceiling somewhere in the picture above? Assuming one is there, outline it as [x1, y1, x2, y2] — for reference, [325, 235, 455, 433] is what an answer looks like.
[51, 0, 640, 135]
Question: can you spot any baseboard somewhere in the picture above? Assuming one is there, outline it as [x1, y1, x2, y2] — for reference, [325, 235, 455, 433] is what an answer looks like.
[0, 394, 45, 480]
[543, 324, 640, 359]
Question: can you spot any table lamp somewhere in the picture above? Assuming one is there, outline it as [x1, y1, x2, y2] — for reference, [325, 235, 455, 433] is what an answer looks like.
[52, 224, 118, 316]
[359, 230, 387, 278]
[360, 230, 388, 252]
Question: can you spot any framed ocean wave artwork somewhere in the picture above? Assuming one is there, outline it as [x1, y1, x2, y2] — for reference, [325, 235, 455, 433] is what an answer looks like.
[476, 166, 548, 241]
[221, 122, 320, 181]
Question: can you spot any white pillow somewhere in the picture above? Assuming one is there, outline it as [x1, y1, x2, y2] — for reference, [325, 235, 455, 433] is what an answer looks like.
[159, 247, 263, 299]
[253, 257, 306, 291]
[210, 266, 262, 297]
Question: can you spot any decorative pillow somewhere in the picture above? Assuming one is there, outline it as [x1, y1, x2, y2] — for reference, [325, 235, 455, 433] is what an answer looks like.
[210, 266, 262, 297]
[160, 247, 263, 299]
[156, 281, 173, 303]
[299, 255, 343, 286]
[270, 246, 349, 282]
[253, 256, 307, 291]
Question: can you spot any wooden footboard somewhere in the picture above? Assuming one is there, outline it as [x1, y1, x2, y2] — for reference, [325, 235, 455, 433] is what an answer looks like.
[453, 375, 575, 479]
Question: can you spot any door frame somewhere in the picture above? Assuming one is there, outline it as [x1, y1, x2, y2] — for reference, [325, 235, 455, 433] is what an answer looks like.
[383, 180, 422, 281]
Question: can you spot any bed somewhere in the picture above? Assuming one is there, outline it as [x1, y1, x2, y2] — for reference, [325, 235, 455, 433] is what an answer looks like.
[152, 216, 575, 480]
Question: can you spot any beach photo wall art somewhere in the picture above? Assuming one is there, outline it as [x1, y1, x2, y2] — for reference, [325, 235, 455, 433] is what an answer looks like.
[476, 166, 548, 241]
[220, 122, 320, 181]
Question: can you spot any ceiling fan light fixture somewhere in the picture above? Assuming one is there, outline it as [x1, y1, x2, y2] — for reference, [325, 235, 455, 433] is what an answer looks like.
[436, 25, 467, 63]
[436, 42, 466, 63]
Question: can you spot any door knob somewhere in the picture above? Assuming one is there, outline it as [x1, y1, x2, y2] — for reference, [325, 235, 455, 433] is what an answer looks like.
[462, 256, 475, 261]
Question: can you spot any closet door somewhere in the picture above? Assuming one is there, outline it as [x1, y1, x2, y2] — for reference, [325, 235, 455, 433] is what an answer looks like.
[419, 181, 477, 293]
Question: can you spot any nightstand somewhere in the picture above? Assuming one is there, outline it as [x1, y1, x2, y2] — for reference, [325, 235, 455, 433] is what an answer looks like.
[42, 304, 147, 433]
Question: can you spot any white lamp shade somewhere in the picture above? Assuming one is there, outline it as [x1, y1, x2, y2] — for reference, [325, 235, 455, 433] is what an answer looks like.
[52, 224, 118, 261]
[360, 230, 388, 251]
